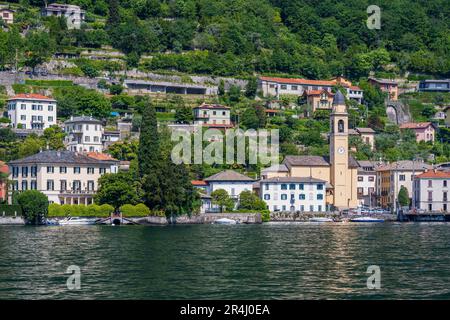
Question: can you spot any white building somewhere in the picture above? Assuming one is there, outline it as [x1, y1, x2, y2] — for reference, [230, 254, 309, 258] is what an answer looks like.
[204, 170, 254, 199]
[7, 94, 57, 130]
[413, 170, 450, 212]
[258, 76, 363, 103]
[357, 161, 380, 207]
[0, 7, 15, 24]
[260, 177, 326, 212]
[64, 116, 104, 153]
[8, 150, 118, 205]
[42, 3, 85, 29]
[193, 103, 233, 128]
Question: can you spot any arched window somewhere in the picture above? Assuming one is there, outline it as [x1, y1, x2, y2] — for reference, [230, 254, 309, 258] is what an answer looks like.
[338, 119, 345, 133]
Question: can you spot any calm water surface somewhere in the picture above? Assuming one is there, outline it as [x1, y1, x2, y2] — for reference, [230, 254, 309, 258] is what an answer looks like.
[1, 223, 450, 299]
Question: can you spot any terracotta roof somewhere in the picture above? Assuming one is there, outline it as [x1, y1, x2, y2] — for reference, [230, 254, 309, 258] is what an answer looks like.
[350, 86, 362, 90]
[416, 170, 450, 179]
[191, 180, 208, 186]
[260, 76, 335, 87]
[304, 89, 334, 96]
[86, 152, 117, 161]
[265, 109, 279, 113]
[202, 123, 234, 128]
[9, 93, 55, 101]
[204, 170, 254, 182]
[399, 122, 434, 129]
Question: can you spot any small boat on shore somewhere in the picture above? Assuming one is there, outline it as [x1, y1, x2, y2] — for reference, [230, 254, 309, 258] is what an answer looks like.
[214, 218, 238, 225]
[58, 217, 97, 226]
[350, 216, 384, 223]
[309, 217, 334, 222]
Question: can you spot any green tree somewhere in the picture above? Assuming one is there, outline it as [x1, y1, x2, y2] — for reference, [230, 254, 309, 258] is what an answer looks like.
[175, 105, 193, 124]
[398, 185, 410, 207]
[16, 190, 48, 224]
[211, 189, 234, 212]
[42, 125, 66, 150]
[241, 107, 260, 129]
[138, 99, 159, 177]
[245, 77, 258, 98]
[239, 190, 267, 211]
[95, 173, 141, 211]
[18, 135, 45, 158]
[24, 31, 56, 73]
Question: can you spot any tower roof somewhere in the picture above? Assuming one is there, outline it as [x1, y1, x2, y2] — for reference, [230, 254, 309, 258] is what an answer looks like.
[332, 90, 345, 106]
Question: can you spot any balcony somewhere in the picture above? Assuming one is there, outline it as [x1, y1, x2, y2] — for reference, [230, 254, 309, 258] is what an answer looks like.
[59, 189, 96, 195]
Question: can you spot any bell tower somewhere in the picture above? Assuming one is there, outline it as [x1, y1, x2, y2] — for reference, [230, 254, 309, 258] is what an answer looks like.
[330, 91, 350, 208]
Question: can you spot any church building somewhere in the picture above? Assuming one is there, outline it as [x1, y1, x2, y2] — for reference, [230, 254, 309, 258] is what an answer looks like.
[262, 91, 358, 210]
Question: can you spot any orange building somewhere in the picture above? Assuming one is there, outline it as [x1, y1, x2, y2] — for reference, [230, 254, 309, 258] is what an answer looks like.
[368, 77, 398, 101]
[0, 161, 8, 202]
[302, 89, 335, 113]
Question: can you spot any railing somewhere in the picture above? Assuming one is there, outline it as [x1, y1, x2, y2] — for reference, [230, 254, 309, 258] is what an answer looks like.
[59, 190, 96, 195]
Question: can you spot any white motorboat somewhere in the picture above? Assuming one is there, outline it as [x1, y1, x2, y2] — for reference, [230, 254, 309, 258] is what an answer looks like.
[309, 217, 334, 222]
[58, 217, 97, 225]
[214, 218, 238, 225]
[350, 216, 384, 223]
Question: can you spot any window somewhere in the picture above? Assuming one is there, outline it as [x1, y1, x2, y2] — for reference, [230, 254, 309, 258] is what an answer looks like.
[443, 192, 448, 202]
[428, 191, 433, 201]
[30, 180, 37, 190]
[291, 85, 298, 90]
[12, 166, 18, 178]
[428, 204, 432, 211]
[21, 166, 28, 178]
[428, 180, 432, 187]
[444, 180, 448, 188]
[99, 168, 106, 174]
[21, 180, 28, 191]
[48, 105, 53, 111]
[94, 136, 99, 142]
[47, 166, 54, 173]
[281, 194, 287, 200]
[281, 184, 287, 190]
[369, 176, 375, 182]
[48, 116, 53, 122]
[60, 166, 67, 174]
[318, 205, 322, 212]
[357, 187, 363, 195]
[282, 205, 286, 211]
[21, 115, 26, 120]
[29, 165, 36, 177]
[310, 205, 314, 212]
[60, 180, 67, 191]
[87, 167, 95, 174]
[317, 194, 323, 200]
[338, 120, 345, 133]
[222, 111, 226, 116]
[72, 180, 81, 191]
[289, 184, 296, 190]
[299, 184, 304, 190]
[47, 180, 54, 191]
[87, 180, 95, 191]
[358, 176, 364, 182]
[317, 184, 323, 190]
[280, 85, 287, 90]
[300, 205, 304, 211]
[399, 175, 405, 181]
[299, 194, 305, 200]
[74, 167, 80, 174]
[264, 184, 269, 191]
[21, 104, 26, 110]
[264, 194, 270, 200]
[85, 136, 90, 142]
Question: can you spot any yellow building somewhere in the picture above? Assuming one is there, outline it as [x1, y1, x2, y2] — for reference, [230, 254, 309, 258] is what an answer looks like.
[268, 91, 359, 210]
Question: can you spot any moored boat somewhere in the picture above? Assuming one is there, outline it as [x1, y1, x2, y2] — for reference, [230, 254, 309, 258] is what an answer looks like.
[58, 217, 97, 225]
[214, 218, 238, 225]
[350, 216, 384, 223]
[309, 217, 334, 222]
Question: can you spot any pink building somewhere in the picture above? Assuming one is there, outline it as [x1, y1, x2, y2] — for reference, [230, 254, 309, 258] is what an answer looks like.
[399, 122, 436, 143]
[0, 161, 8, 202]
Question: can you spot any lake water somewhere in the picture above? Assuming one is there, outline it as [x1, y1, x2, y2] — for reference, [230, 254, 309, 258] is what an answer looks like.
[1, 223, 450, 299]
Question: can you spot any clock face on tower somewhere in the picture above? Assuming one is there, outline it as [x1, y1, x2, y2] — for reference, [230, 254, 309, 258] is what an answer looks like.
[338, 147, 345, 154]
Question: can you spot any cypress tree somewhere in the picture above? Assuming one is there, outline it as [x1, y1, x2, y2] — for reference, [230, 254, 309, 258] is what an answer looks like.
[107, 0, 120, 30]
[138, 99, 159, 178]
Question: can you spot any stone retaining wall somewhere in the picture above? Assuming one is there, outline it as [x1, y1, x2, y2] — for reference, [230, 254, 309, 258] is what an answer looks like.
[0, 216, 25, 225]
[132, 213, 262, 225]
